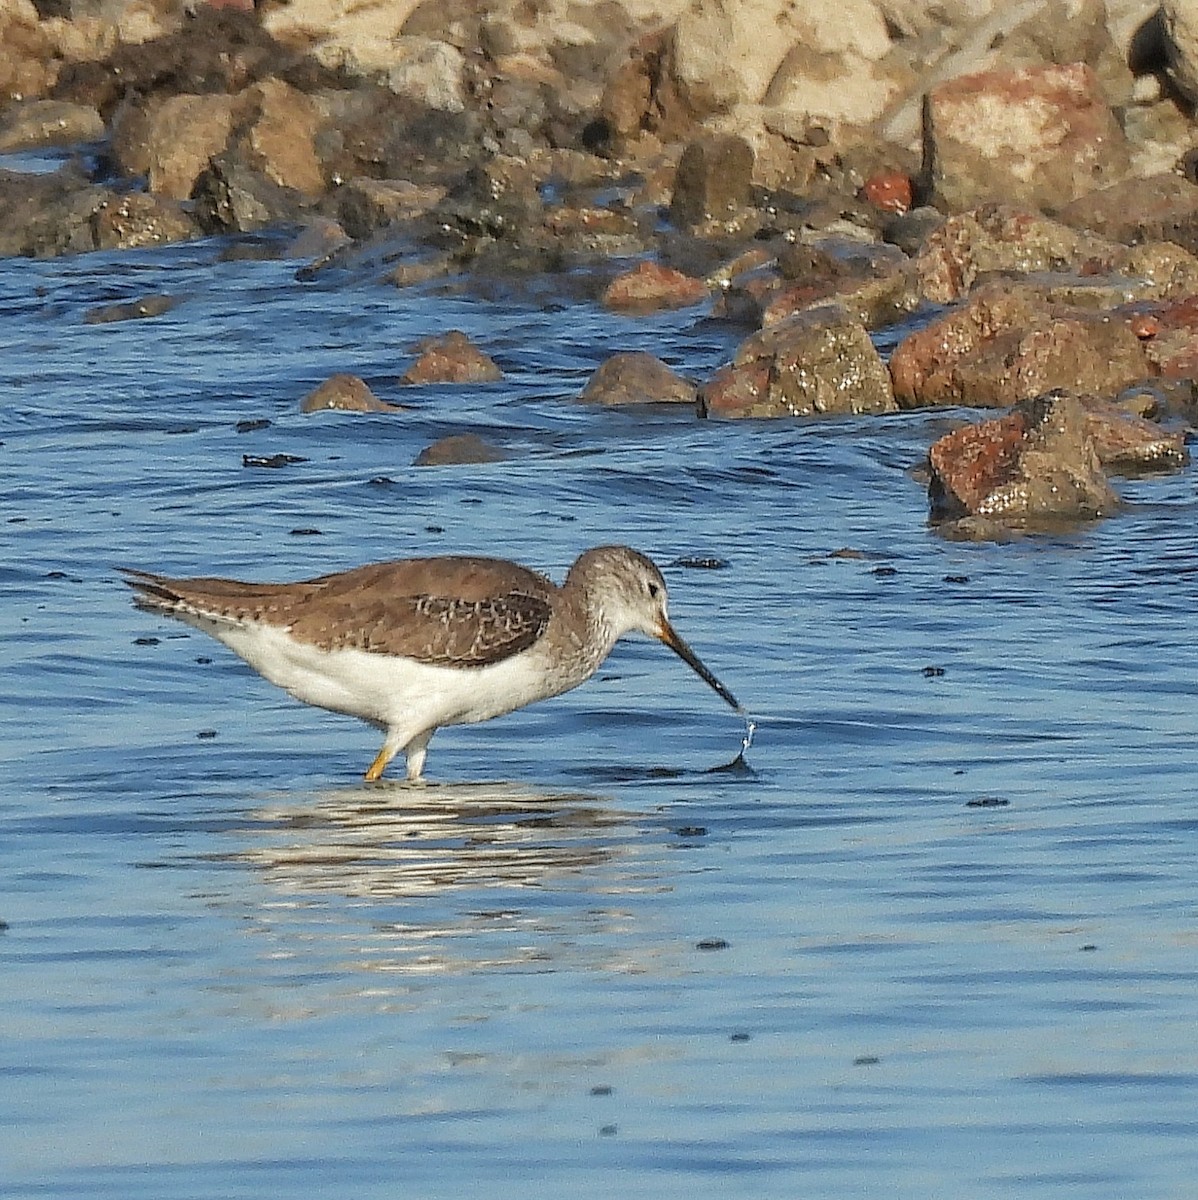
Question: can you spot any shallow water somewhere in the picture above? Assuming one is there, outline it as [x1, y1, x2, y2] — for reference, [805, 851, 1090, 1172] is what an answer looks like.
[4, 234, 1198, 1198]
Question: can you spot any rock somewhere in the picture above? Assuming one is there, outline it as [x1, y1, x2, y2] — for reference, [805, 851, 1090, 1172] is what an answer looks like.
[861, 169, 913, 215]
[1057, 173, 1198, 256]
[668, 0, 891, 118]
[335, 177, 446, 239]
[762, 42, 905, 127]
[912, 204, 1118, 305]
[578, 352, 698, 405]
[385, 36, 465, 110]
[890, 283, 1153, 409]
[299, 373, 403, 413]
[0, 99, 103, 151]
[601, 260, 709, 312]
[414, 433, 506, 465]
[668, 133, 754, 229]
[0, 170, 107, 257]
[699, 305, 896, 418]
[234, 79, 325, 196]
[263, 0, 423, 78]
[1162, 0, 1198, 104]
[191, 152, 305, 234]
[922, 63, 1131, 213]
[121, 93, 236, 201]
[90, 192, 198, 251]
[84, 293, 176, 324]
[401, 330, 502, 384]
[928, 390, 1119, 530]
[0, 0, 57, 102]
[1078, 394, 1188, 473]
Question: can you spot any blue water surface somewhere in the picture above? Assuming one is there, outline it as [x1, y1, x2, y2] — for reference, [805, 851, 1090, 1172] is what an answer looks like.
[3, 233, 1198, 1198]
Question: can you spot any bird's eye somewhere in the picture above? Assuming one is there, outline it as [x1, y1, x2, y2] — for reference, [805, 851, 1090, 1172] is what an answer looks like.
[648, 582, 660, 598]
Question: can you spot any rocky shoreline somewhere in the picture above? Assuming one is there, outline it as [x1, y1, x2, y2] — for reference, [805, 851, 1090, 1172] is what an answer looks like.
[4, 0, 1198, 536]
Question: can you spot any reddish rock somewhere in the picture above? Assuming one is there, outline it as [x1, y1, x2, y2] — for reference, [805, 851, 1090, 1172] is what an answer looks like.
[913, 205, 1117, 306]
[579, 352, 697, 406]
[928, 391, 1119, 529]
[697, 361, 771, 418]
[601, 261, 709, 313]
[401, 331, 503, 385]
[862, 170, 912, 215]
[414, 434, 506, 466]
[890, 284, 1153, 410]
[700, 306, 896, 419]
[923, 63, 1130, 213]
[299, 374, 403, 413]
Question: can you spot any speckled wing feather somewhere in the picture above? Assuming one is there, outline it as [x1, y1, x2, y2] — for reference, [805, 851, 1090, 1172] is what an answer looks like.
[122, 557, 557, 667]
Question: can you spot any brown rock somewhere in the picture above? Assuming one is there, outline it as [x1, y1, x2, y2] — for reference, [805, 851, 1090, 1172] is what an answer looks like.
[668, 134, 754, 230]
[0, 3, 56, 102]
[1057, 173, 1198, 257]
[601, 260, 709, 313]
[401, 331, 502, 385]
[336, 177, 447, 239]
[139, 94, 236, 200]
[90, 192, 198, 251]
[234, 79, 324, 196]
[1078, 395, 1188, 474]
[578, 352, 697, 406]
[700, 305, 896, 419]
[299, 373, 402, 413]
[190, 151, 302, 234]
[414, 433, 506, 466]
[928, 390, 1119, 528]
[913, 205, 1117, 306]
[923, 63, 1130, 212]
[891, 284, 1153, 410]
[0, 99, 104, 151]
[84, 293, 176, 324]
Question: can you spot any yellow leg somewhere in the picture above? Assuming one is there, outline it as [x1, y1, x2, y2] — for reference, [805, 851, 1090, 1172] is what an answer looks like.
[364, 743, 393, 783]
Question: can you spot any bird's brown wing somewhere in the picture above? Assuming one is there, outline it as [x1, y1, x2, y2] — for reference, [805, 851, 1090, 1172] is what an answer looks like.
[122, 558, 556, 667]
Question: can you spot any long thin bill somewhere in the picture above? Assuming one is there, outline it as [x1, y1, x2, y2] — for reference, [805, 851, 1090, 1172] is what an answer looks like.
[658, 621, 743, 714]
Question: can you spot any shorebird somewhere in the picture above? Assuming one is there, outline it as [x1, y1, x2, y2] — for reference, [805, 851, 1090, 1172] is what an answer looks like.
[122, 545, 743, 782]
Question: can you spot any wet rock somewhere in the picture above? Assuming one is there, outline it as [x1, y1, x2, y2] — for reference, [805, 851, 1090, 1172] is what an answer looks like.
[668, 134, 754, 230]
[0, 99, 103, 151]
[882, 206, 945, 256]
[388, 253, 457, 287]
[1133, 293, 1198, 380]
[191, 151, 305, 234]
[890, 284, 1153, 410]
[84, 293, 176, 324]
[335, 178, 446, 239]
[0, 170, 107, 257]
[578, 352, 697, 406]
[1078, 394, 1188, 473]
[414, 433, 506, 466]
[1057, 173, 1198, 256]
[601, 260, 709, 313]
[299, 373, 403, 413]
[913, 205, 1118, 306]
[401, 330, 502, 384]
[90, 192, 198, 251]
[699, 305, 896, 419]
[433, 156, 543, 244]
[928, 390, 1119, 531]
[922, 63, 1130, 213]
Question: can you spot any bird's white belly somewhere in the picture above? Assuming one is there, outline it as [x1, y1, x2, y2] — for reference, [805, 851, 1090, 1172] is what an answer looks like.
[211, 621, 562, 729]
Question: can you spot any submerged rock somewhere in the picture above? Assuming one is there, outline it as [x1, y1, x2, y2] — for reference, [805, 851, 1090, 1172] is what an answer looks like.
[299, 373, 402, 413]
[578, 351, 697, 406]
[414, 433, 506, 466]
[401, 331, 503, 385]
[928, 390, 1119, 532]
[601, 260, 709, 313]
